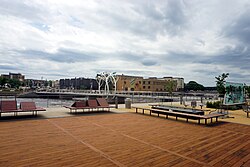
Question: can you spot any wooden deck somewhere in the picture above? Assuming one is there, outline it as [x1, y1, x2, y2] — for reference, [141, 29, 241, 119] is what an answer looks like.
[0, 113, 249, 166]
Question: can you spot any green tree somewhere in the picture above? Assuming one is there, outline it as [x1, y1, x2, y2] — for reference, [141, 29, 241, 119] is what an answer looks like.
[245, 86, 250, 98]
[165, 80, 177, 94]
[48, 80, 53, 87]
[165, 80, 177, 105]
[9, 79, 21, 89]
[185, 81, 205, 91]
[215, 73, 229, 97]
[28, 80, 33, 88]
[0, 77, 8, 87]
[44, 80, 49, 87]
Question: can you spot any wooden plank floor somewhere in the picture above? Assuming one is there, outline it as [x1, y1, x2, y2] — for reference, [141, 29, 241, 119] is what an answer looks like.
[0, 113, 249, 166]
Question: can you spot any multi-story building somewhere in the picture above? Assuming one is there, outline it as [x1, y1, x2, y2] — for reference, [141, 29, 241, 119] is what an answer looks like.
[172, 77, 185, 91]
[142, 77, 167, 91]
[25, 79, 48, 88]
[116, 74, 143, 91]
[116, 75, 184, 92]
[51, 80, 60, 89]
[1, 72, 25, 81]
[59, 78, 98, 90]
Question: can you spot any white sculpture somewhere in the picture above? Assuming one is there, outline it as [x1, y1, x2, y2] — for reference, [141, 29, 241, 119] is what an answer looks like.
[96, 74, 104, 94]
[96, 72, 119, 94]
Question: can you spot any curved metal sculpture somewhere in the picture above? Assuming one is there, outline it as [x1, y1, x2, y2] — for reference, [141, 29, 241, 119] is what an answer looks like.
[96, 72, 119, 94]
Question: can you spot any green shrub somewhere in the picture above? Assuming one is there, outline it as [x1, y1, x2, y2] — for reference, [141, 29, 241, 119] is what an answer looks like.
[206, 101, 221, 108]
[206, 101, 242, 110]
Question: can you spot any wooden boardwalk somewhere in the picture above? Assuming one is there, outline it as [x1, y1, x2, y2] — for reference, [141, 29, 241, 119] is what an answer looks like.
[0, 113, 249, 166]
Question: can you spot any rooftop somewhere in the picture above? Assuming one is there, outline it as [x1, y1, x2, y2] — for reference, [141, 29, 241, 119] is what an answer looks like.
[0, 108, 249, 166]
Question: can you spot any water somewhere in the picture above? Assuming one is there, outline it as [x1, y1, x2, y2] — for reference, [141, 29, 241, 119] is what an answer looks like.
[1, 93, 211, 108]
[14, 98, 74, 108]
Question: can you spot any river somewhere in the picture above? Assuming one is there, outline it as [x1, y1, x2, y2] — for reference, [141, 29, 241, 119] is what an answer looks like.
[13, 98, 74, 108]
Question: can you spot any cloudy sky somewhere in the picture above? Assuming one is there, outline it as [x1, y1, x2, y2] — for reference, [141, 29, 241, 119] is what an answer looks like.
[0, 0, 250, 86]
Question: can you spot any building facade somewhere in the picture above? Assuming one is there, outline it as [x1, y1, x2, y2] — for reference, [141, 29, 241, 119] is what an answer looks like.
[116, 74, 143, 91]
[59, 78, 98, 90]
[1, 72, 25, 81]
[172, 77, 185, 91]
[116, 75, 184, 92]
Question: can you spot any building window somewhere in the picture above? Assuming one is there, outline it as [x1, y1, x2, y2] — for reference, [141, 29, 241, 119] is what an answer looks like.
[139, 81, 141, 84]
[148, 86, 150, 89]
[143, 86, 145, 89]
[143, 81, 145, 84]
[148, 81, 151, 84]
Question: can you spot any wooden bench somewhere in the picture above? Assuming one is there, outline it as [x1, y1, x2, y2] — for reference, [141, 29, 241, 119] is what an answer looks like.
[0, 100, 22, 117]
[64, 101, 90, 113]
[96, 98, 114, 111]
[64, 99, 112, 113]
[150, 104, 210, 112]
[87, 99, 99, 111]
[242, 105, 250, 118]
[19, 102, 46, 116]
[134, 107, 225, 125]
[0, 101, 46, 117]
[151, 105, 205, 115]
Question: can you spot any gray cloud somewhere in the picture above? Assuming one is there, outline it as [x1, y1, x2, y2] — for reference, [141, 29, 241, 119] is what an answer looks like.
[163, 52, 198, 64]
[94, 0, 188, 40]
[161, 0, 188, 36]
[141, 58, 158, 66]
[0, 0, 47, 22]
[16, 49, 99, 63]
[224, 10, 250, 44]
[0, 65, 19, 70]
[1, 1, 250, 85]
[197, 45, 250, 70]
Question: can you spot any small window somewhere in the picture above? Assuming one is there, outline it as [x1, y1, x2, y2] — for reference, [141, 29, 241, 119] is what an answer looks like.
[143, 81, 145, 84]
[148, 86, 150, 89]
[143, 86, 145, 89]
[148, 81, 151, 84]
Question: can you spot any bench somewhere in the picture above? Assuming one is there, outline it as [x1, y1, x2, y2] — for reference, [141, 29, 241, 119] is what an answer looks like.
[64, 99, 112, 113]
[96, 98, 114, 111]
[64, 101, 90, 113]
[87, 99, 99, 111]
[151, 105, 205, 115]
[242, 105, 250, 118]
[0, 101, 45, 117]
[134, 107, 225, 125]
[0, 100, 22, 117]
[19, 102, 46, 116]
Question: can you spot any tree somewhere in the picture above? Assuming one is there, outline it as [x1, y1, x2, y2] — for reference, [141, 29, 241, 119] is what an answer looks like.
[185, 81, 205, 91]
[165, 80, 177, 105]
[8, 79, 21, 89]
[0, 77, 8, 87]
[215, 73, 229, 97]
[245, 86, 250, 98]
[49, 80, 53, 87]
[44, 80, 49, 87]
[165, 80, 177, 94]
